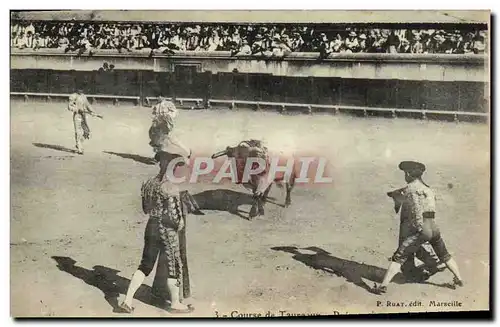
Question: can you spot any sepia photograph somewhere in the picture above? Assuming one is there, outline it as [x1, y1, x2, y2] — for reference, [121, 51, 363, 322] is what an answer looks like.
[9, 9, 491, 318]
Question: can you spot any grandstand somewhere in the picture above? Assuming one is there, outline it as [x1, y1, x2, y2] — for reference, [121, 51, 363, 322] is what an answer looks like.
[11, 10, 488, 55]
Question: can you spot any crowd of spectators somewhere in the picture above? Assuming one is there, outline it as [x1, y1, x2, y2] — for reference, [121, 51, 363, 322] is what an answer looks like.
[11, 20, 488, 57]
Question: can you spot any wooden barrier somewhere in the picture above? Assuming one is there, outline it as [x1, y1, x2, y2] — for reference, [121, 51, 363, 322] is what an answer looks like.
[10, 92, 141, 105]
[10, 91, 488, 123]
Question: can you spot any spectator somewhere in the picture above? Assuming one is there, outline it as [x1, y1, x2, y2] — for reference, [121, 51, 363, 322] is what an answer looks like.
[271, 34, 292, 57]
[434, 33, 447, 53]
[450, 34, 465, 54]
[330, 33, 344, 53]
[358, 34, 368, 53]
[345, 31, 359, 53]
[251, 33, 265, 55]
[228, 29, 241, 52]
[442, 34, 456, 54]
[24, 21, 35, 36]
[218, 29, 232, 51]
[421, 32, 435, 54]
[316, 32, 330, 57]
[206, 30, 220, 51]
[32, 33, 44, 50]
[472, 32, 486, 54]
[235, 39, 251, 55]
[386, 30, 400, 53]
[398, 39, 411, 53]
[185, 27, 200, 51]
[411, 34, 424, 54]
[290, 32, 304, 52]
[123, 35, 135, 52]
[14, 31, 28, 49]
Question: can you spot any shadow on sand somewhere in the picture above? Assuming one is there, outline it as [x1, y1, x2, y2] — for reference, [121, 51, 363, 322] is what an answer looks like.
[191, 189, 256, 220]
[51, 256, 163, 313]
[271, 246, 407, 293]
[33, 142, 77, 154]
[271, 246, 456, 293]
[103, 151, 157, 165]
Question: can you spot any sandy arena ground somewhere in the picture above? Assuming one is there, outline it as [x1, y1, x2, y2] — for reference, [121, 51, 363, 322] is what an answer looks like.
[10, 99, 490, 317]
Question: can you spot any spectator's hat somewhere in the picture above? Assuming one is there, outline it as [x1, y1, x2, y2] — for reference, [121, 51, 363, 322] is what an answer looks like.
[398, 161, 426, 177]
[414, 34, 421, 40]
[242, 39, 249, 44]
[282, 34, 290, 40]
[255, 34, 263, 40]
[359, 34, 367, 39]
[349, 31, 357, 37]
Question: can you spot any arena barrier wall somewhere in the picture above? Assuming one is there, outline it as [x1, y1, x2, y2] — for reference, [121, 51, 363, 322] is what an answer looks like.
[10, 50, 489, 122]
[11, 49, 487, 82]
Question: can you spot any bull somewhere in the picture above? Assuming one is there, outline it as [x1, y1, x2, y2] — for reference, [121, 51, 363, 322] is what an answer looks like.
[211, 139, 297, 220]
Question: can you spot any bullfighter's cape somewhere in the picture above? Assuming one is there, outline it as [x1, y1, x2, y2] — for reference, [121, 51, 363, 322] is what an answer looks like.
[151, 191, 200, 300]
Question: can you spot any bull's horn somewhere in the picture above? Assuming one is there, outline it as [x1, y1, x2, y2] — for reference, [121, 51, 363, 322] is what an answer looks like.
[211, 149, 228, 159]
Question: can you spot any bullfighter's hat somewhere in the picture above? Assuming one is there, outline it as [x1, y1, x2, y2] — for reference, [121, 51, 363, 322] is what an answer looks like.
[398, 161, 426, 177]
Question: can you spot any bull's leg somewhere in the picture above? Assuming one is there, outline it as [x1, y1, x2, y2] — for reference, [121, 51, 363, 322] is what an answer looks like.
[285, 172, 296, 207]
[249, 197, 260, 220]
[258, 195, 265, 216]
[262, 184, 272, 202]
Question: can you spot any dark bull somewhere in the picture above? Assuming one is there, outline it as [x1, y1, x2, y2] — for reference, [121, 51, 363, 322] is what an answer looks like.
[212, 140, 297, 220]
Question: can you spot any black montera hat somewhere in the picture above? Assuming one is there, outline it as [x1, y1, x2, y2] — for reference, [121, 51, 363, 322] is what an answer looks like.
[399, 161, 426, 176]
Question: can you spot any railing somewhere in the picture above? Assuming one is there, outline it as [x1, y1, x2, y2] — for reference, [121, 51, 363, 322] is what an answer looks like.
[10, 91, 488, 123]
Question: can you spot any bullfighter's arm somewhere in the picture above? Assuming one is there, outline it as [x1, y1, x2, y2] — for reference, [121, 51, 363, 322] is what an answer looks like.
[83, 95, 103, 118]
[67, 94, 78, 112]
